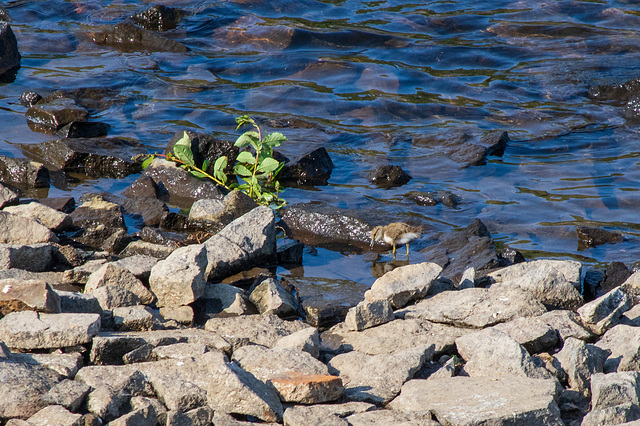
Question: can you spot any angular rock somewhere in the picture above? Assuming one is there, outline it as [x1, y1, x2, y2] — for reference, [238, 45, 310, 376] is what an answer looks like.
[4, 202, 71, 232]
[577, 226, 624, 250]
[581, 403, 640, 426]
[131, 397, 167, 425]
[159, 305, 194, 326]
[113, 306, 154, 331]
[132, 4, 183, 32]
[327, 345, 433, 404]
[591, 371, 640, 410]
[346, 409, 438, 425]
[90, 285, 140, 311]
[18, 138, 144, 178]
[189, 190, 257, 233]
[56, 121, 110, 138]
[0, 22, 20, 78]
[455, 328, 555, 380]
[555, 337, 609, 397]
[275, 327, 320, 358]
[0, 157, 49, 188]
[538, 310, 596, 343]
[85, 263, 154, 305]
[364, 262, 442, 309]
[91, 22, 188, 53]
[111, 255, 158, 281]
[0, 279, 60, 316]
[166, 406, 213, 426]
[277, 240, 304, 264]
[283, 402, 374, 426]
[0, 311, 100, 350]
[193, 283, 252, 322]
[56, 290, 102, 314]
[395, 286, 547, 328]
[26, 405, 82, 426]
[389, 376, 562, 425]
[40, 379, 91, 412]
[596, 325, 640, 373]
[86, 386, 131, 422]
[366, 165, 411, 187]
[119, 240, 175, 259]
[345, 299, 394, 331]
[0, 212, 58, 244]
[270, 373, 343, 405]
[109, 404, 158, 426]
[0, 243, 55, 272]
[205, 206, 276, 281]
[491, 316, 559, 355]
[149, 243, 208, 307]
[578, 286, 631, 335]
[249, 277, 298, 317]
[166, 131, 238, 175]
[0, 183, 18, 208]
[8, 351, 83, 379]
[25, 97, 88, 133]
[487, 259, 583, 310]
[204, 314, 309, 350]
[622, 271, 640, 305]
[280, 147, 334, 185]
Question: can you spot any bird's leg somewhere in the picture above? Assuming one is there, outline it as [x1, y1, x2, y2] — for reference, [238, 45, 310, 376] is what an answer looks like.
[406, 243, 410, 257]
[392, 244, 397, 260]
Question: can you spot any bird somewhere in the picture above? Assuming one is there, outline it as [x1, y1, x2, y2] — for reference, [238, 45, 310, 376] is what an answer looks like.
[370, 222, 422, 259]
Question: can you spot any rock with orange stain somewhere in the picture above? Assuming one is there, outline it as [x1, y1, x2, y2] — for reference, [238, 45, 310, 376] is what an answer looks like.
[269, 372, 344, 404]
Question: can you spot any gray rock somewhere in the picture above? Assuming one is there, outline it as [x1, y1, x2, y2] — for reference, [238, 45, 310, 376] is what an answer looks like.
[111, 255, 159, 281]
[152, 342, 209, 361]
[0, 243, 55, 272]
[189, 190, 257, 231]
[56, 290, 102, 314]
[0, 361, 63, 421]
[149, 243, 208, 307]
[591, 371, 640, 410]
[122, 343, 154, 364]
[581, 403, 640, 426]
[119, 240, 175, 259]
[388, 376, 563, 425]
[346, 409, 439, 425]
[538, 310, 596, 343]
[166, 406, 213, 426]
[0, 183, 18, 209]
[207, 360, 283, 422]
[344, 299, 394, 331]
[555, 337, 609, 397]
[578, 286, 631, 335]
[85, 263, 154, 305]
[159, 305, 194, 326]
[86, 386, 133, 422]
[622, 271, 640, 305]
[0, 311, 100, 350]
[395, 286, 547, 328]
[596, 324, 640, 373]
[90, 285, 140, 311]
[204, 314, 309, 350]
[249, 278, 298, 317]
[283, 402, 375, 426]
[622, 304, 640, 327]
[194, 283, 252, 320]
[0, 279, 60, 314]
[327, 345, 433, 404]
[4, 202, 71, 232]
[109, 404, 158, 426]
[212, 411, 279, 425]
[364, 262, 442, 309]
[8, 351, 83, 378]
[26, 405, 82, 426]
[40, 379, 91, 412]
[455, 328, 555, 380]
[321, 318, 468, 357]
[458, 267, 475, 289]
[491, 316, 559, 354]
[487, 259, 583, 309]
[113, 306, 154, 331]
[131, 396, 167, 425]
[204, 205, 276, 280]
[274, 327, 320, 358]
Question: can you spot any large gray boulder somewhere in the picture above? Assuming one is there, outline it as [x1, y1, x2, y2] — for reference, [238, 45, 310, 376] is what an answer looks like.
[0, 243, 56, 272]
[388, 376, 563, 425]
[591, 371, 640, 410]
[204, 206, 276, 281]
[3, 202, 71, 232]
[491, 316, 559, 355]
[86, 263, 154, 305]
[578, 286, 631, 335]
[596, 325, 640, 373]
[0, 212, 58, 244]
[0, 361, 62, 421]
[364, 262, 442, 309]
[555, 337, 609, 397]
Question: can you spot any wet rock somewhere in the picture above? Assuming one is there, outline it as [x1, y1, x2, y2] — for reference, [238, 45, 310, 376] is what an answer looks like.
[364, 261, 442, 309]
[0, 211, 58, 244]
[133, 159, 226, 208]
[487, 259, 583, 310]
[207, 360, 283, 422]
[69, 195, 126, 248]
[388, 376, 562, 424]
[275, 327, 321, 359]
[321, 318, 467, 357]
[588, 78, 640, 104]
[0, 22, 20, 79]
[0, 243, 56, 272]
[0, 183, 18, 208]
[132, 226, 183, 248]
[204, 314, 310, 350]
[149, 242, 208, 307]
[121, 175, 159, 199]
[345, 299, 394, 331]
[277, 240, 304, 264]
[279, 147, 334, 185]
[4, 202, 71, 232]
[538, 310, 596, 343]
[406, 190, 460, 208]
[577, 286, 631, 335]
[91, 22, 188, 53]
[419, 218, 500, 282]
[56, 121, 110, 138]
[166, 131, 238, 176]
[37, 196, 75, 213]
[205, 206, 276, 281]
[456, 328, 555, 380]
[577, 226, 623, 250]
[396, 286, 547, 328]
[491, 317, 559, 355]
[85, 263, 154, 305]
[193, 283, 252, 322]
[41, 88, 121, 115]
[131, 5, 183, 32]
[366, 165, 411, 187]
[25, 97, 88, 134]
[414, 130, 509, 168]
[189, 190, 258, 233]
[249, 277, 298, 317]
[113, 306, 154, 332]
[595, 325, 640, 373]
[555, 337, 609, 397]
[0, 156, 49, 188]
[285, 276, 368, 327]
[20, 90, 42, 107]
[0, 311, 100, 350]
[18, 137, 143, 178]
[0, 279, 60, 317]
[0, 362, 62, 421]
[327, 345, 433, 404]
[282, 402, 375, 426]
[26, 405, 83, 425]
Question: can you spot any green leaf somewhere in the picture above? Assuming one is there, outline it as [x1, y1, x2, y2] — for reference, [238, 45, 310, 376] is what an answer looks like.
[175, 131, 191, 147]
[202, 159, 211, 171]
[141, 156, 155, 170]
[235, 131, 260, 148]
[257, 157, 280, 173]
[173, 144, 195, 167]
[262, 132, 286, 148]
[190, 170, 208, 179]
[236, 151, 256, 164]
[235, 115, 256, 130]
[214, 156, 228, 184]
[234, 164, 253, 177]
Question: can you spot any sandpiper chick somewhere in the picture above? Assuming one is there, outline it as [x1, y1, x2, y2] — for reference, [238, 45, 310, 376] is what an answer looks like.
[370, 222, 422, 259]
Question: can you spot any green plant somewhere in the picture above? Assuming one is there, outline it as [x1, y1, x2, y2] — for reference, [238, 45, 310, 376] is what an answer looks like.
[136, 115, 287, 208]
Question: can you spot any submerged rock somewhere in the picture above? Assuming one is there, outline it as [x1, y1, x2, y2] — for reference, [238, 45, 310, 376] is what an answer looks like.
[366, 164, 411, 187]
[577, 226, 623, 250]
[25, 97, 88, 134]
[131, 5, 183, 32]
[90, 22, 188, 53]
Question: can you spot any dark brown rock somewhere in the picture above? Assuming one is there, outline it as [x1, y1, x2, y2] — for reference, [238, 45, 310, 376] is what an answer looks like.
[131, 5, 183, 32]
[367, 165, 411, 187]
[280, 147, 334, 185]
[577, 226, 623, 250]
[165, 131, 238, 175]
[0, 156, 49, 188]
[56, 121, 110, 138]
[90, 23, 188, 53]
[0, 22, 20, 80]
[26, 97, 88, 134]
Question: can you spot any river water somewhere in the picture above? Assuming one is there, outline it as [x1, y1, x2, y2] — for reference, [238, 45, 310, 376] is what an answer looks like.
[2, 0, 640, 283]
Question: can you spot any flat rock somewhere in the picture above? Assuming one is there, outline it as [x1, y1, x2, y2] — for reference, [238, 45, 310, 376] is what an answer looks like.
[595, 324, 640, 373]
[111, 255, 158, 281]
[283, 402, 374, 426]
[0, 212, 58, 244]
[269, 373, 344, 404]
[86, 263, 154, 305]
[193, 283, 252, 322]
[204, 314, 309, 350]
[346, 409, 439, 425]
[395, 286, 547, 328]
[274, 327, 320, 358]
[4, 202, 70, 232]
[26, 405, 83, 426]
[9, 351, 83, 378]
[388, 376, 563, 425]
[491, 316, 560, 354]
[0, 311, 100, 350]
[40, 379, 91, 412]
[25, 97, 88, 132]
[538, 310, 596, 343]
[113, 306, 154, 331]
[364, 262, 442, 309]
[0, 183, 18, 208]
[91, 22, 188, 53]
[591, 371, 640, 411]
[119, 240, 175, 259]
[327, 345, 433, 404]
[0, 279, 60, 316]
[488, 259, 583, 310]
[0, 243, 55, 272]
[581, 403, 640, 426]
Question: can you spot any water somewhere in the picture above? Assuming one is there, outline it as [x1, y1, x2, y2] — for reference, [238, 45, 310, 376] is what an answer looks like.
[3, 0, 640, 284]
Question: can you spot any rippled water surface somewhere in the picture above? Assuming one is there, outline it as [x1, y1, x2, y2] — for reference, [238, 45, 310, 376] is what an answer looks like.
[3, 0, 640, 282]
